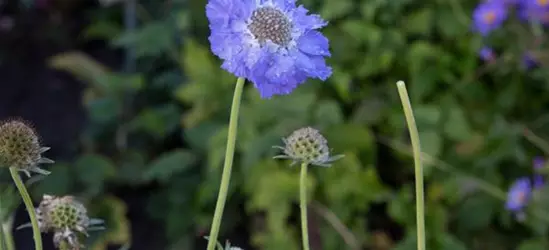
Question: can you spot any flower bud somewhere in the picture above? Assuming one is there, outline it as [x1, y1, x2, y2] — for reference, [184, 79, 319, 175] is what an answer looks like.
[274, 127, 343, 167]
[0, 120, 53, 176]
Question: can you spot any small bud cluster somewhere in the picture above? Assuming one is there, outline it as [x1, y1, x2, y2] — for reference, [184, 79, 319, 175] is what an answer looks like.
[0, 120, 53, 176]
[274, 127, 343, 167]
[36, 195, 103, 249]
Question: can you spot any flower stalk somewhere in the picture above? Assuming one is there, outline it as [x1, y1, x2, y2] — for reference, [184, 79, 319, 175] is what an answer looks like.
[395, 81, 425, 250]
[9, 167, 42, 250]
[300, 162, 310, 250]
[206, 77, 246, 250]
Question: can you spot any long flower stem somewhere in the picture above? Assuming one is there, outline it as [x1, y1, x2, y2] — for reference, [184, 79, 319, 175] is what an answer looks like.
[300, 162, 310, 250]
[396, 81, 425, 250]
[0, 221, 5, 250]
[206, 77, 246, 250]
[9, 168, 42, 250]
[3, 223, 14, 250]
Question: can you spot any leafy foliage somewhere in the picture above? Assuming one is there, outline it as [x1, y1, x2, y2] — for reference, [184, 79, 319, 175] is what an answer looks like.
[5, 0, 549, 249]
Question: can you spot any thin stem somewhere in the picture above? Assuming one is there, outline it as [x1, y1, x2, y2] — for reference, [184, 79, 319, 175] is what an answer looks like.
[9, 168, 42, 250]
[300, 162, 310, 250]
[396, 81, 426, 250]
[206, 77, 246, 250]
[0, 221, 5, 250]
[3, 223, 14, 250]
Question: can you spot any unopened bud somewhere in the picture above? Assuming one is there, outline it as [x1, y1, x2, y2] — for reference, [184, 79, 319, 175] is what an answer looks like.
[274, 127, 343, 167]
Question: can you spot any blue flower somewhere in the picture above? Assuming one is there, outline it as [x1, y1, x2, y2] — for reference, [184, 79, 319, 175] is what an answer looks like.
[505, 177, 532, 212]
[472, 1, 508, 36]
[206, 0, 332, 98]
[518, 0, 549, 24]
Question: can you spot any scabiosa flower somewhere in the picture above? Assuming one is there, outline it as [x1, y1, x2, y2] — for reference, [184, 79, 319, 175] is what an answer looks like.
[206, 0, 332, 98]
[518, 0, 549, 24]
[505, 177, 532, 214]
[479, 46, 496, 61]
[472, 1, 508, 35]
[274, 127, 343, 167]
[0, 120, 53, 177]
[34, 195, 104, 249]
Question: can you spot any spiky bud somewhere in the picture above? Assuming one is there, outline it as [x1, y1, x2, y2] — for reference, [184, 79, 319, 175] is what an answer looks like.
[274, 127, 343, 167]
[0, 120, 53, 176]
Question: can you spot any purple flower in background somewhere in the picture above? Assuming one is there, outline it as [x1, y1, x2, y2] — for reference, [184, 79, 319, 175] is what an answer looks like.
[533, 156, 545, 170]
[518, 0, 549, 24]
[472, 1, 508, 35]
[505, 177, 532, 212]
[206, 0, 332, 98]
[479, 47, 496, 61]
[522, 53, 538, 69]
[533, 157, 545, 187]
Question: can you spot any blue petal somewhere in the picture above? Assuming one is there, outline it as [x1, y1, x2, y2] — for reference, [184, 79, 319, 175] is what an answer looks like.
[290, 5, 328, 30]
[293, 50, 331, 80]
[298, 30, 331, 56]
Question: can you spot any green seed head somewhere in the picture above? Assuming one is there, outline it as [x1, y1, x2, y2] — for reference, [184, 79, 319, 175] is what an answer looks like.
[275, 127, 343, 167]
[37, 195, 89, 233]
[0, 120, 53, 176]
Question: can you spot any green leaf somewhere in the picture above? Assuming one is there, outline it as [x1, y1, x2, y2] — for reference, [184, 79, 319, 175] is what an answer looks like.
[404, 9, 433, 36]
[320, 0, 353, 20]
[517, 239, 546, 250]
[456, 194, 497, 231]
[444, 106, 472, 141]
[323, 124, 375, 155]
[112, 21, 176, 58]
[143, 149, 196, 183]
[75, 154, 117, 196]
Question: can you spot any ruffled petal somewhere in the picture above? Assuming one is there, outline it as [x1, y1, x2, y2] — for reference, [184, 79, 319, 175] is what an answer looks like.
[290, 5, 328, 30]
[297, 30, 331, 56]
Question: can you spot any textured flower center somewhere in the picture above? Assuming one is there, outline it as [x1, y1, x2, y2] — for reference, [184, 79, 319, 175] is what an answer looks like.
[248, 7, 292, 46]
[537, 0, 549, 7]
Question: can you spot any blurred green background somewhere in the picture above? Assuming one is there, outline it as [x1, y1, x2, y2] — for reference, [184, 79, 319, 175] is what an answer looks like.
[1, 0, 549, 249]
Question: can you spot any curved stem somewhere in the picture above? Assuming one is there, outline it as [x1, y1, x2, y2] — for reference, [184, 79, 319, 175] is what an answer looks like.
[396, 81, 426, 250]
[206, 77, 246, 250]
[9, 168, 42, 250]
[300, 162, 310, 250]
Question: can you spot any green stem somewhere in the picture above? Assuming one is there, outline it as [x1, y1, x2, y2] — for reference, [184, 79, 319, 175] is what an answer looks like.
[9, 168, 42, 250]
[300, 162, 310, 250]
[0, 221, 5, 250]
[3, 221, 15, 250]
[206, 77, 246, 250]
[396, 81, 426, 250]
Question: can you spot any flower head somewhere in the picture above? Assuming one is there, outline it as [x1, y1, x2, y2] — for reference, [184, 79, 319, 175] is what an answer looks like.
[0, 120, 53, 176]
[505, 177, 532, 212]
[35, 195, 104, 249]
[472, 1, 508, 35]
[518, 0, 549, 24]
[274, 127, 343, 167]
[206, 0, 332, 98]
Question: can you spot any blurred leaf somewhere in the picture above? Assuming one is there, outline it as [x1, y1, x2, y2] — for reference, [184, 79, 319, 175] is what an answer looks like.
[89, 196, 131, 250]
[143, 149, 196, 183]
[112, 21, 176, 58]
[320, 0, 353, 20]
[517, 239, 546, 250]
[75, 154, 117, 196]
[456, 194, 497, 231]
[444, 106, 472, 141]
